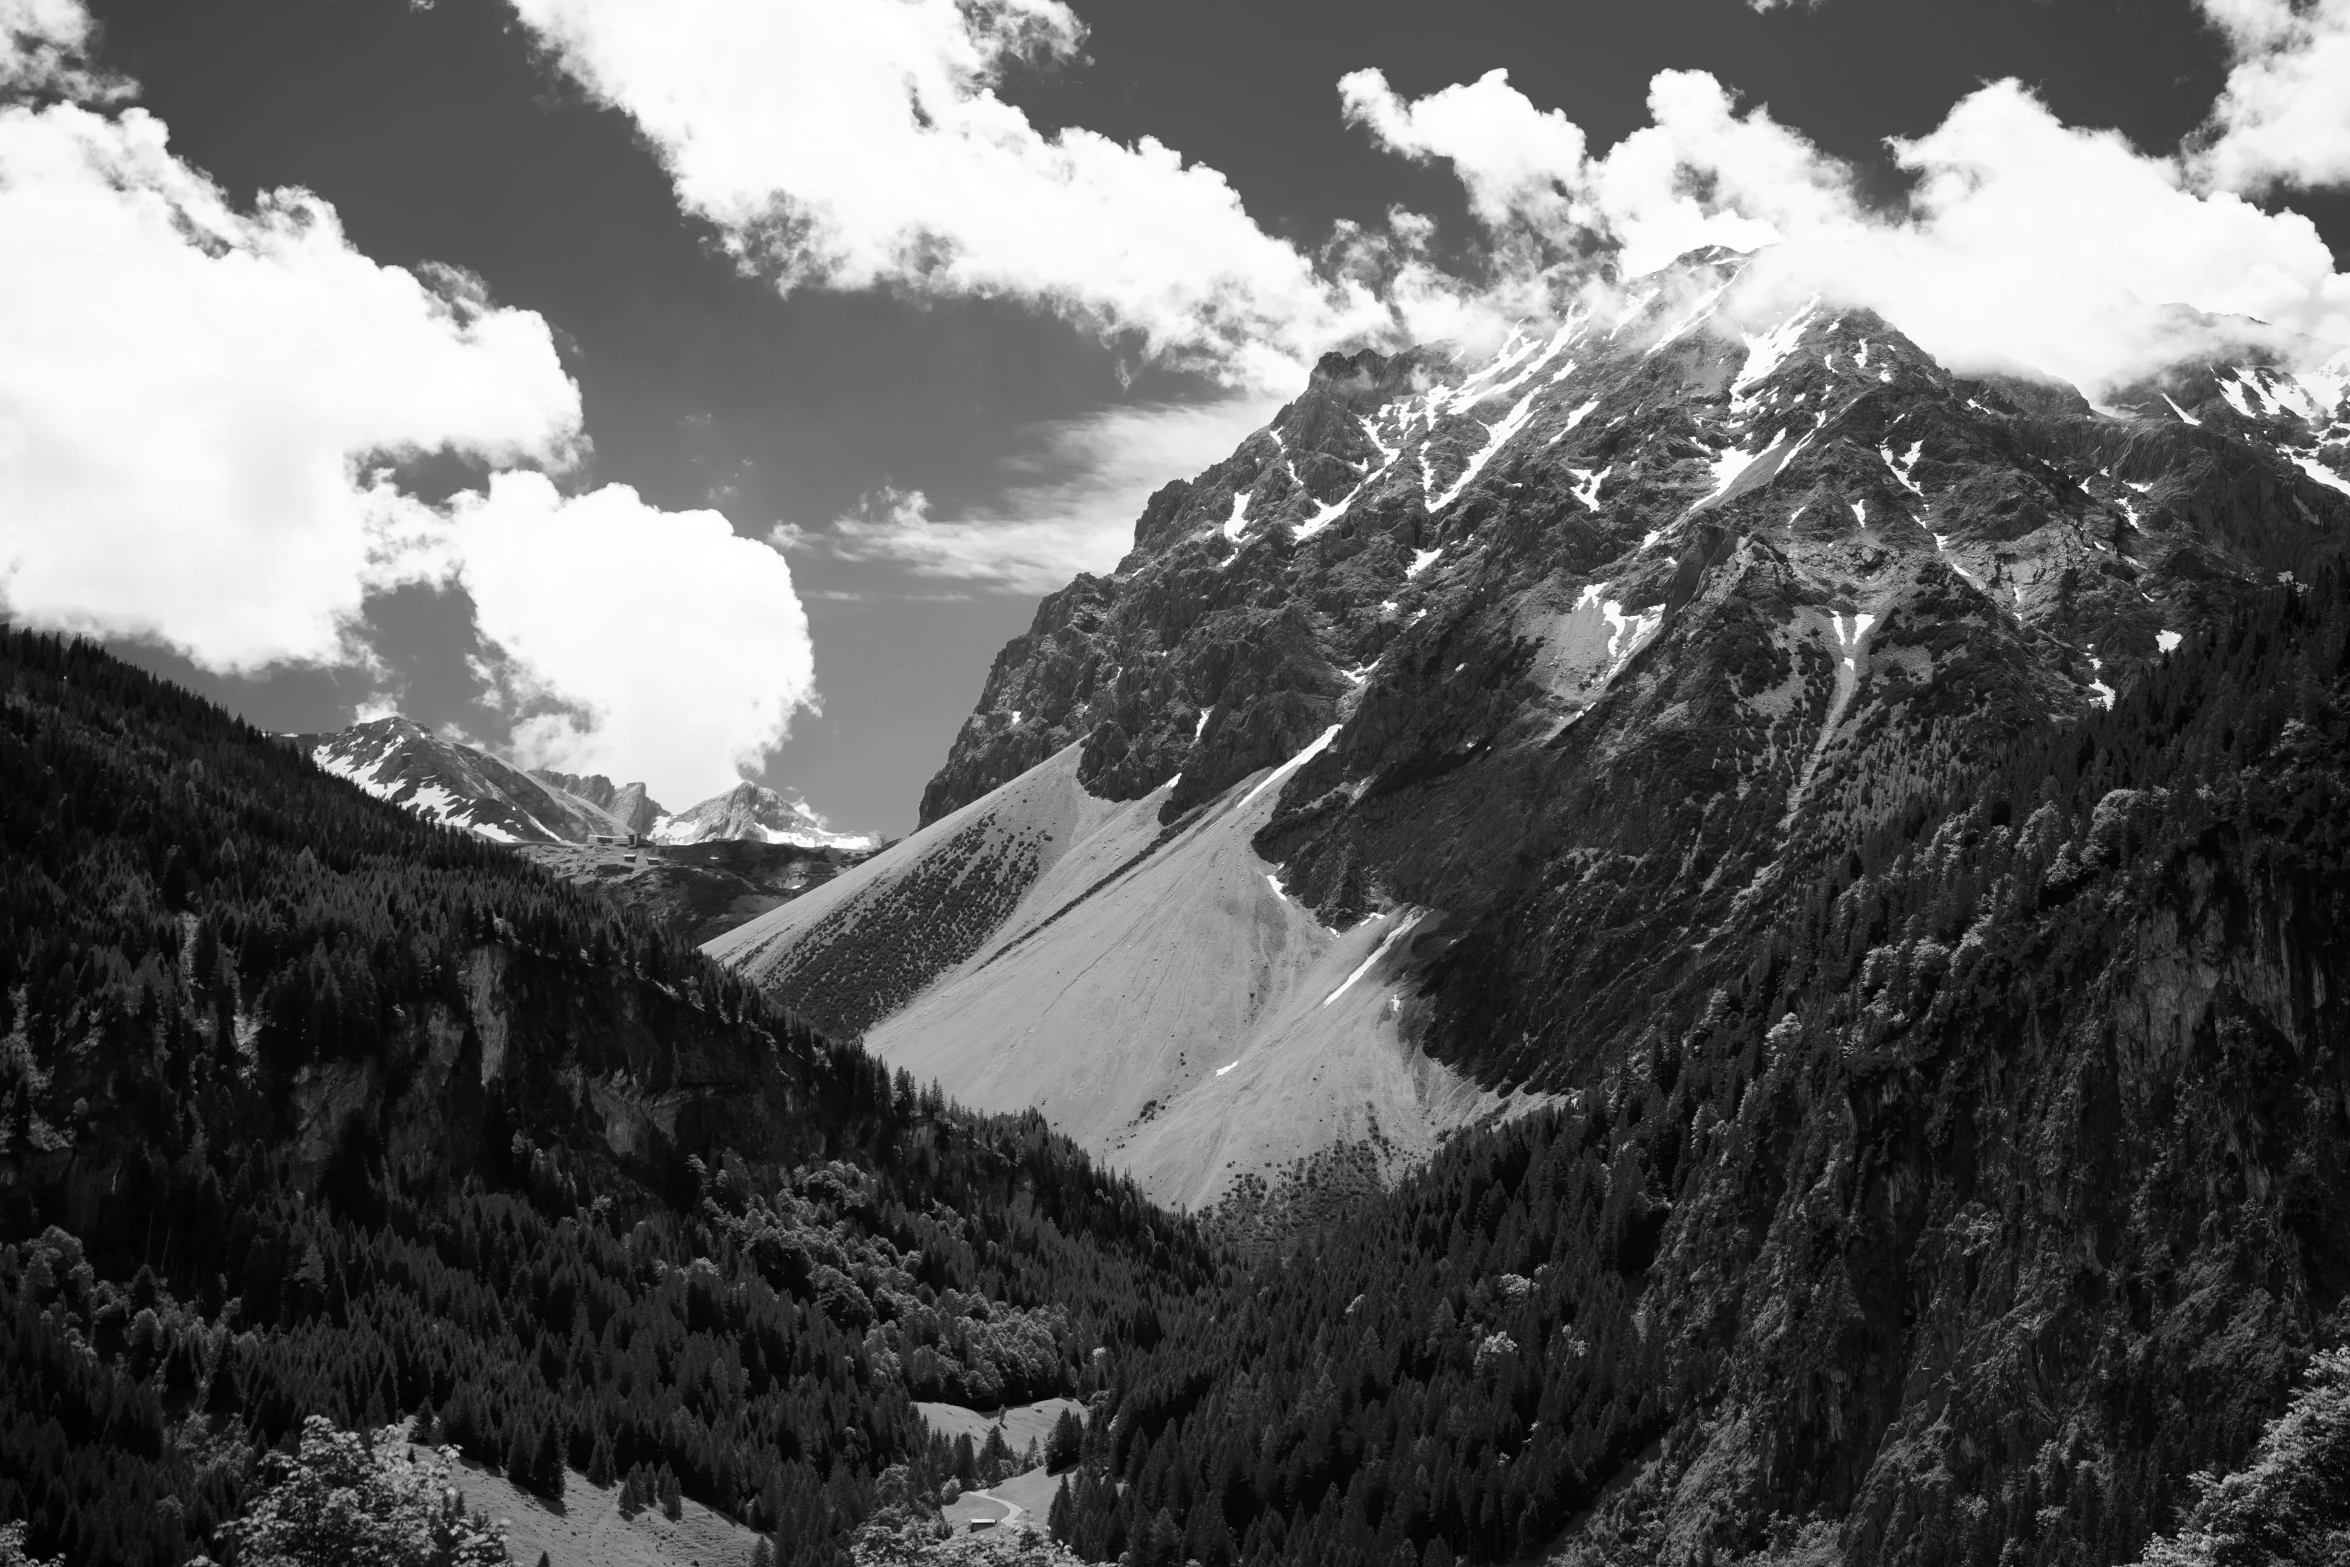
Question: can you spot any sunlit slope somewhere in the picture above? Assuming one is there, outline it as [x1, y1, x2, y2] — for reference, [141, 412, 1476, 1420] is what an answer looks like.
[706, 740, 1511, 1208]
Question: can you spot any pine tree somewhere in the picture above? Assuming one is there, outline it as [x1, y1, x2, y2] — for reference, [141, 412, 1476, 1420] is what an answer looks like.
[503, 1417, 534, 1485]
[1046, 1407, 1084, 1472]
[533, 1420, 565, 1501]
[658, 1462, 683, 1521]
[980, 1425, 1011, 1484]
[588, 1430, 616, 1489]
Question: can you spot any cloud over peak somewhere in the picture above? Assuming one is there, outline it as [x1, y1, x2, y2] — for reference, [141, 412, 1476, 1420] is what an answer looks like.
[1339, 65, 2349, 394]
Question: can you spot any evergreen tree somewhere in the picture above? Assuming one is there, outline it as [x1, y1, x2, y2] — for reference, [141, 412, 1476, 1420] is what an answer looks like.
[587, 1431, 616, 1489]
[532, 1420, 565, 1502]
[1046, 1407, 1084, 1473]
[503, 1419, 533, 1486]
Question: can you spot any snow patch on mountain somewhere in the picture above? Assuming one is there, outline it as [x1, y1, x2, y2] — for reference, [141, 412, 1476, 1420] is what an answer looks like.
[652, 782, 879, 851]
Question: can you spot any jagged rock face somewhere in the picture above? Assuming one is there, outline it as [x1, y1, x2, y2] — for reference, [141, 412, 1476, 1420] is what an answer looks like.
[529, 767, 666, 836]
[652, 781, 880, 851]
[296, 716, 634, 845]
[910, 255, 2350, 1096]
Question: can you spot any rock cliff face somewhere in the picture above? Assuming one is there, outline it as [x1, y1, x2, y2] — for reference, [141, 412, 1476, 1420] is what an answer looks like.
[529, 767, 666, 836]
[718, 251, 2350, 1205]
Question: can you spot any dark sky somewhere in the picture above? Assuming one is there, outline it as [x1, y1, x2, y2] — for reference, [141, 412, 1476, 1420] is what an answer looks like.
[75, 0, 2344, 831]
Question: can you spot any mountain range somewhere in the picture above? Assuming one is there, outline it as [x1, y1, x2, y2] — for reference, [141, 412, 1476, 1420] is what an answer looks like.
[9, 247, 2350, 1567]
[292, 714, 879, 852]
[710, 250, 2350, 1209]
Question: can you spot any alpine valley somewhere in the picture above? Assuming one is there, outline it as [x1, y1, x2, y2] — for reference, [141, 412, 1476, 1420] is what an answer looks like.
[10, 249, 2350, 1567]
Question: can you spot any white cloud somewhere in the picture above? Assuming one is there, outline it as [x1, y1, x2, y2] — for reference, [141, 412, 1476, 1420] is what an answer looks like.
[449, 474, 816, 804]
[1346, 66, 2350, 393]
[505, 0, 1390, 391]
[1340, 68, 1590, 236]
[0, 95, 578, 670]
[2192, 0, 2350, 192]
[799, 396, 1276, 593]
[0, 5, 819, 797]
[0, 0, 121, 98]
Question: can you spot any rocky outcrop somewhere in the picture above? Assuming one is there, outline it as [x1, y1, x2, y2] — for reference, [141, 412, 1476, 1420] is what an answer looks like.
[529, 767, 666, 836]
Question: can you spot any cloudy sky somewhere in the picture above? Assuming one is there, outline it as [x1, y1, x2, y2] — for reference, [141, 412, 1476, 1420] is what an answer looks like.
[2, 0, 2346, 831]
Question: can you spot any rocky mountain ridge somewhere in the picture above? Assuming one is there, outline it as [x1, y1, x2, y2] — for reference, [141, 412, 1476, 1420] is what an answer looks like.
[651, 780, 881, 852]
[293, 714, 873, 852]
[714, 249, 2350, 1207]
[526, 765, 664, 836]
[294, 714, 638, 846]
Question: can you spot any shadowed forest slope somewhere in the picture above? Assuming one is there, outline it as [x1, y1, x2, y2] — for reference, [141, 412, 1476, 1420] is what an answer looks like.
[0, 628, 1208, 1567]
[1042, 570, 2350, 1567]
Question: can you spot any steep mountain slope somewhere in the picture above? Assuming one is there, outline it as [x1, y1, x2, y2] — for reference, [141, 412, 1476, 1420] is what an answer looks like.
[715, 251, 2350, 1206]
[1050, 570, 2350, 1567]
[708, 742, 1512, 1208]
[652, 780, 880, 851]
[0, 630, 1206, 1567]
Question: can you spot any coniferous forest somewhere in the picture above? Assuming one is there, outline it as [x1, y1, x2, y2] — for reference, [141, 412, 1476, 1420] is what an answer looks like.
[8, 564, 2350, 1567]
[0, 627, 1207, 1567]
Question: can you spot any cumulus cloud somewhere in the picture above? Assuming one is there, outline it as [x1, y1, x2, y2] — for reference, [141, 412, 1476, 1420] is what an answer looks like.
[1344, 66, 2350, 393]
[501, 0, 2350, 581]
[797, 396, 1276, 594]
[0, 0, 121, 98]
[520, 0, 2348, 412]
[447, 475, 815, 803]
[0, 95, 577, 669]
[507, 0, 1389, 391]
[0, 3, 818, 797]
[1340, 68, 1590, 236]
[2192, 0, 2350, 192]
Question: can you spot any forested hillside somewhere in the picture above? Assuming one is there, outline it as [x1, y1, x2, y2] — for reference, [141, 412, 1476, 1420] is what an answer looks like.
[1046, 570, 2350, 1567]
[8, 571, 2350, 1567]
[0, 629, 1209, 1567]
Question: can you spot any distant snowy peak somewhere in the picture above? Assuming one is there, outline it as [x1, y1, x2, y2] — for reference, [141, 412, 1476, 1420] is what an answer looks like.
[650, 782, 879, 851]
[300, 716, 878, 851]
[298, 716, 620, 845]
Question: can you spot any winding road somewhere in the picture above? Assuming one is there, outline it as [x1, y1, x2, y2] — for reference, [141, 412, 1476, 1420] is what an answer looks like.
[963, 1488, 1024, 1531]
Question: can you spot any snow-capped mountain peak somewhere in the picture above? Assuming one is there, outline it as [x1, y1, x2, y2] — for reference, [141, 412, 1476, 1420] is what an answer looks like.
[297, 716, 616, 845]
[295, 718, 874, 850]
[650, 782, 879, 851]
